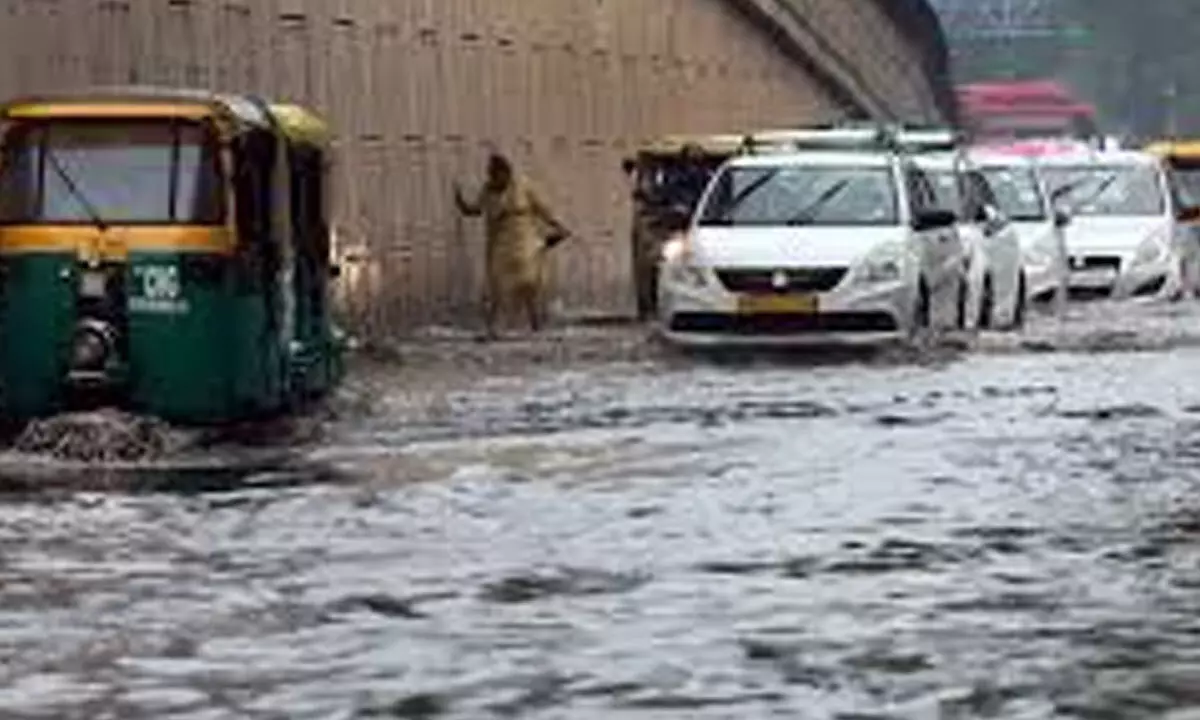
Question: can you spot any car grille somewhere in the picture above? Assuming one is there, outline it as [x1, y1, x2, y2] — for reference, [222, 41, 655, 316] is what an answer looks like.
[1068, 255, 1121, 271]
[670, 312, 898, 335]
[716, 267, 848, 294]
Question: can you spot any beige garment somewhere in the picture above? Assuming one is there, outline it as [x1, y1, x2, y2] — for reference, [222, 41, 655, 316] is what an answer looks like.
[459, 174, 564, 315]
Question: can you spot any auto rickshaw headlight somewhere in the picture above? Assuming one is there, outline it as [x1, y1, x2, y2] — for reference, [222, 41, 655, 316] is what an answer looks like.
[70, 319, 118, 372]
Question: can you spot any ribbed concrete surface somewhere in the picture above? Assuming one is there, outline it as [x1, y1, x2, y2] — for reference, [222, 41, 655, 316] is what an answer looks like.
[0, 0, 951, 333]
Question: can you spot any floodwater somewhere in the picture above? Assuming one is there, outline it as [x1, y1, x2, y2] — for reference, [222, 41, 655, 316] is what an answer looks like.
[8, 302, 1200, 719]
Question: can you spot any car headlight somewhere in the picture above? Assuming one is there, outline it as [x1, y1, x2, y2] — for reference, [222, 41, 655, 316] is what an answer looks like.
[853, 244, 905, 284]
[1134, 231, 1169, 266]
[1023, 243, 1056, 268]
[667, 265, 708, 288]
[660, 236, 709, 288]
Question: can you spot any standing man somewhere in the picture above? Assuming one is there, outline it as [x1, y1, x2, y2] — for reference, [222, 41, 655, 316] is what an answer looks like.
[454, 153, 571, 338]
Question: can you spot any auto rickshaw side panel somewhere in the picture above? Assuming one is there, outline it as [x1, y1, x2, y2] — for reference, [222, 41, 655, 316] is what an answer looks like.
[0, 250, 76, 418]
[121, 230, 280, 423]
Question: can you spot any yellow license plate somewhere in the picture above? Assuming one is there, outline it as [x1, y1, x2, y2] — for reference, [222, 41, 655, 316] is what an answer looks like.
[737, 293, 819, 314]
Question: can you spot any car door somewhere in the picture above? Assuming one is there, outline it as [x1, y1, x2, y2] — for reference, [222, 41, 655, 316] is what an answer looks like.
[970, 169, 1021, 280]
[907, 165, 962, 292]
[969, 169, 1024, 319]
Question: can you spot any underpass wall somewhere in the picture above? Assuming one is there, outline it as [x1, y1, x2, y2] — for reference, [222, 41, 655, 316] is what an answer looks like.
[0, 0, 954, 335]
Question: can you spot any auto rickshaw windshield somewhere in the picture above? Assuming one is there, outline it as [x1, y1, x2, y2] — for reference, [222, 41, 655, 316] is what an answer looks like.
[0, 119, 223, 226]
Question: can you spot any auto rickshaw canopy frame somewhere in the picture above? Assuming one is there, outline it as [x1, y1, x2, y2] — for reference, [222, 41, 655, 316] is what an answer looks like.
[0, 86, 331, 149]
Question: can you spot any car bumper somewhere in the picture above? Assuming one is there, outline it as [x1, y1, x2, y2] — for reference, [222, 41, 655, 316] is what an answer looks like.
[1063, 258, 1171, 297]
[658, 277, 910, 347]
[1023, 260, 1066, 303]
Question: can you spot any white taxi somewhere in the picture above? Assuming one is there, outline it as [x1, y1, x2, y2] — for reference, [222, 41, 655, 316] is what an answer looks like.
[968, 149, 1070, 308]
[915, 150, 1026, 330]
[1038, 149, 1200, 299]
[656, 134, 969, 347]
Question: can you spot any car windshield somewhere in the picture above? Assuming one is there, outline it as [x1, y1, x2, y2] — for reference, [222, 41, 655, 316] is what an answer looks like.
[0, 119, 223, 225]
[697, 165, 898, 227]
[1040, 164, 1165, 217]
[981, 166, 1048, 221]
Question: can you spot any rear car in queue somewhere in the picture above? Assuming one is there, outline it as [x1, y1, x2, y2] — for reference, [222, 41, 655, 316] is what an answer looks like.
[1037, 149, 1200, 300]
[0, 87, 345, 425]
[655, 128, 967, 347]
[911, 146, 1025, 331]
[968, 148, 1070, 308]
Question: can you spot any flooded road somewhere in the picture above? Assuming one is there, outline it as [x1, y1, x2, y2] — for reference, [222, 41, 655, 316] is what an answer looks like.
[9, 302, 1200, 719]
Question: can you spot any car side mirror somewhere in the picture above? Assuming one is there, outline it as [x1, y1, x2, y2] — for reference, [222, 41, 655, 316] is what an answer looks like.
[913, 208, 957, 232]
[621, 158, 636, 175]
[1177, 205, 1200, 222]
[1054, 209, 1071, 228]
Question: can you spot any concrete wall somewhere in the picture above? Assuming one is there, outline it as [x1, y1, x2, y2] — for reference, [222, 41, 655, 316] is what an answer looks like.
[0, 0, 953, 335]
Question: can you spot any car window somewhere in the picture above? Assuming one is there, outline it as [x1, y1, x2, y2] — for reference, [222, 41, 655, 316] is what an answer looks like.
[980, 165, 1048, 221]
[906, 167, 939, 216]
[967, 171, 1000, 220]
[927, 170, 965, 217]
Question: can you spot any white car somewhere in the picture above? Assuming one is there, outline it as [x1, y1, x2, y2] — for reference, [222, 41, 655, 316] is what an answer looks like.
[1037, 149, 1197, 299]
[968, 149, 1070, 309]
[656, 143, 969, 347]
[916, 151, 1026, 330]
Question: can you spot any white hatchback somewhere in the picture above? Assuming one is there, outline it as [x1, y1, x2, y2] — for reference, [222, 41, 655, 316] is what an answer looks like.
[1038, 150, 1195, 299]
[656, 149, 969, 347]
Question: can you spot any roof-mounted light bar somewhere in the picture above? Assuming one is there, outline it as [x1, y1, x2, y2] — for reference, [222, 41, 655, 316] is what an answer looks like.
[737, 121, 964, 156]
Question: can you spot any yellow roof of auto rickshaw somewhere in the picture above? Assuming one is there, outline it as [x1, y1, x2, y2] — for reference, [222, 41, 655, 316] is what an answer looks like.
[1144, 140, 1200, 160]
[268, 103, 331, 148]
[1, 86, 329, 146]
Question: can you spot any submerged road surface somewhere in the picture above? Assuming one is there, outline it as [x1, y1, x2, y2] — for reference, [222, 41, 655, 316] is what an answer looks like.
[8, 301, 1200, 718]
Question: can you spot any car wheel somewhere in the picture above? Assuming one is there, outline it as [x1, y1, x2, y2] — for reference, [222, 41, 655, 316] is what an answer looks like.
[1013, 273, 1028, 329]
[913, 280, 931, 332]
[978, 275, 994, 330]
[955, 275, 969, 330]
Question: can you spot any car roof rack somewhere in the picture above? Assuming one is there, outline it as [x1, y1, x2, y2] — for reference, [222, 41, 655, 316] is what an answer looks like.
[736, 121, 964, 156]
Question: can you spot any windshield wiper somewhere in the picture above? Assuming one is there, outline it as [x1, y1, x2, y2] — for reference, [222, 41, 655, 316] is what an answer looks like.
[43, 146, 109, 232]
[785, 178, 852, 226]
[1064, 173, 1118, 215]
[707, 169, 780, 223]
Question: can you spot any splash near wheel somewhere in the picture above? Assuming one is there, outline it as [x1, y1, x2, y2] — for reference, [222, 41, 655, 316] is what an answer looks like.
[0, 410, 330, 493]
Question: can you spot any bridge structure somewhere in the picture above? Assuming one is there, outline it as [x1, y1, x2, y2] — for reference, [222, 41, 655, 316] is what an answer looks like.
[0, 0, 957, 333]
[929, 0, 1080, 81]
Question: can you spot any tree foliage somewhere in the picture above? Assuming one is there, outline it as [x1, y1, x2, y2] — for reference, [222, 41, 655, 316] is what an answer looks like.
[1060, 0, 1200, 137]
[943, 0, 1200, 138]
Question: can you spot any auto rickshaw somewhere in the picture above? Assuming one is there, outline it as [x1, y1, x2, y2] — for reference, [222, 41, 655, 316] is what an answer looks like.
[1145, 139, 1200, 297]
[621, 134, 746, 320]
[0, 86, 346, 425]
